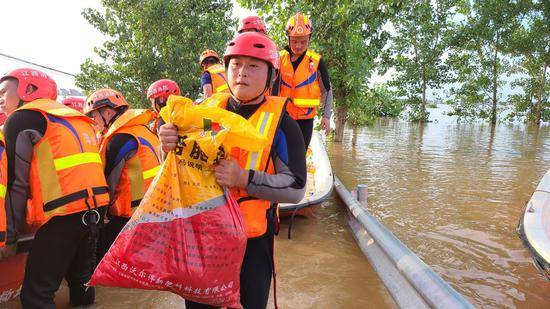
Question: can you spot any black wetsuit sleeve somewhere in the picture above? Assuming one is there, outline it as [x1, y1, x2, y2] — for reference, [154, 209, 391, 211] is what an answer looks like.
[318, 58, 331, 91]
[246, 113, 307, 203]
[103, 133, 138, 203]
[318, 58, 333, 118]
[4, 110, 47, 244]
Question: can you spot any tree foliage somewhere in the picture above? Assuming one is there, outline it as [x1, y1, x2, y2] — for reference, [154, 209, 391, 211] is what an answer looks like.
[506, 0, 549, 125]
[383, 0, 454, 123]
[76, 0, 234, 108]
[75, 0, 546, 131]
[348, 84, 403, 126]
[446, 0, 525, 124]
[238, 0, 400, 141]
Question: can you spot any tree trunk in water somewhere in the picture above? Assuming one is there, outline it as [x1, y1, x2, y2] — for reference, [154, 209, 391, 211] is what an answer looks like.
[536, 63, 547, 126]
[334, 106, 348, 143]
[351, 125, 358, 146]
[491, 33, 499, 125]
[421, 74, 427, 123]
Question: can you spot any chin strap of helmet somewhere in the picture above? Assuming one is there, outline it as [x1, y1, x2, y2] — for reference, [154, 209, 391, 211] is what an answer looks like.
[154, 97, 167, 112]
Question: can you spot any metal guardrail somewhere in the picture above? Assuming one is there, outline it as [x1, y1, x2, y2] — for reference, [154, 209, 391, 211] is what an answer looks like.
[334, 176, 473, 309]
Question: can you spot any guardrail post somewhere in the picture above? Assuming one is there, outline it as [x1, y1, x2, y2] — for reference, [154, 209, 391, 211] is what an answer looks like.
[357, 184, 368, 206]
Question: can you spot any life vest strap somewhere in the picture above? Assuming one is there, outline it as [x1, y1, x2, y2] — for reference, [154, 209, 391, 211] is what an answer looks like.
[237, 196, 258, 204]
[43, 186, 108, 212]
[131, 199, 142, 208]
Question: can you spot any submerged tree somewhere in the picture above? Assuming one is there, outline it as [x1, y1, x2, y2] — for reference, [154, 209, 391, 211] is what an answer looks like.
[383, 0, 453, 122]
[348, 84, 403, 126]
[446, 0, 524, 124]
[507, 0, 549, 125]
[238, 0, 400, 142]
[76, 0, 234, 107]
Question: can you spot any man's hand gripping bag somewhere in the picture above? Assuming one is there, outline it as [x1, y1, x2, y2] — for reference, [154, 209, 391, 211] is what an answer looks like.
[89, 96, 267, 308]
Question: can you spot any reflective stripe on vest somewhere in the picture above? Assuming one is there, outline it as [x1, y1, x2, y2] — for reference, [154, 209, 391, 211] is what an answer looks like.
[216, 83, 229, 92]
[245, 111, 275, 171]
[54, 152, 102, 170]
[143, 165, 161, 180]
[293, 98, 321, 107]
[0, 184, 5, 198]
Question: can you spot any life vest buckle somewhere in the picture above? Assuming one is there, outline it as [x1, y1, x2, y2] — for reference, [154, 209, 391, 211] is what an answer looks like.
[82, 209, 101, 226]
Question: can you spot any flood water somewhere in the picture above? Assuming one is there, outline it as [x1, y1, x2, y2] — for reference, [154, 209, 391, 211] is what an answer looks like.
[328, 106, 550, 308]
[4, 105, 550, 308]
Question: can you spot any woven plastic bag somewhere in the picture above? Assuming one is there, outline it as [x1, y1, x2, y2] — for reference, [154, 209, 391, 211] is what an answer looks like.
[89, 96, 267, 307]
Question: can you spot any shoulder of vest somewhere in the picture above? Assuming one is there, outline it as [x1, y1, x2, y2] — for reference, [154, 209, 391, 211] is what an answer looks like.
[18, 99, 89, 119]
[203, 93, 231, 107]
[207, 64, 225, 73]
[306, 50, 321, 61]
[266, 96, 289, 105]
[101, 131, 141, 158]
[279, 50, 290, 57]
[110, 130, 140, 143]
[265, 96, 289, 115]
[104, 109, 154, 138]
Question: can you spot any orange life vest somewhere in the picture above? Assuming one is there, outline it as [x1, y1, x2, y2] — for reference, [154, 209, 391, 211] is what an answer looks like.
[203, 93, 287, 238]
[100, 109, 161, 218]
[279, 49, 322, 120]
[17, 99, 110, 227]
[0, 132, 7, 246]
[205, 63, 229, 94]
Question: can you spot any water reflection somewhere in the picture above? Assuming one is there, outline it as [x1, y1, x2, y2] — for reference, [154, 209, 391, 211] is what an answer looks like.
[330, 106, 550, 308]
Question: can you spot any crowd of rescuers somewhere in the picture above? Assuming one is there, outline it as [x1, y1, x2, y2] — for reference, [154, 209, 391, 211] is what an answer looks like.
[0, 12, 332, 309]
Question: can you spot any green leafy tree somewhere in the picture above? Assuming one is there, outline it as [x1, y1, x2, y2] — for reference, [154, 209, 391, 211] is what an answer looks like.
[238, 0, 400, 142]
[507, 0, 549, 125]
[76, 0, 234, 107]
[348, 84, 403, 126]
[383, 0, 453, 123]
[506, 77, 549, 123]
[446, 0, 525, 124]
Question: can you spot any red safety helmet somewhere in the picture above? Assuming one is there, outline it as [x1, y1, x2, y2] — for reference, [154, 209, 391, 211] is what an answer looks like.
[61, 96, 85, 113]
[237, 16, 267, 34]
[84, 88, 128, 116]
[147, 79, 180, 100]
[224, 32, 279, 70]
[0, 68, 57, 102]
